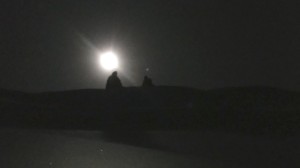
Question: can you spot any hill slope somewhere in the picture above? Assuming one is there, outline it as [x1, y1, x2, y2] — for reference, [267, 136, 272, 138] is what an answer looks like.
[0, 86, 299, 134]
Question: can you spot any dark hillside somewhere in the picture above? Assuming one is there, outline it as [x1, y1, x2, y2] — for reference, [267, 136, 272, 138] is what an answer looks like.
[0, 86, 299, 135]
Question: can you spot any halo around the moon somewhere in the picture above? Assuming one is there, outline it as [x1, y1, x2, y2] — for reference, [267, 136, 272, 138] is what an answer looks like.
[99, 51, 119, 71]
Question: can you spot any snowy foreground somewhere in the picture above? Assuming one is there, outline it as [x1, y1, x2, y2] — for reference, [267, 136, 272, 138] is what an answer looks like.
[0, 128, 299, 168]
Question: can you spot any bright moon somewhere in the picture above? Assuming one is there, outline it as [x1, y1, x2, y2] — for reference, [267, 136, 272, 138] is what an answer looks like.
[99, 51, 119, 70]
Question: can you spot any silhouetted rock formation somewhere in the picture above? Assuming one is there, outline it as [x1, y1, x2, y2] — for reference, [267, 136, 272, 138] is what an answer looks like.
[105, 71, 123, 90]
[142, 75, 154, 87]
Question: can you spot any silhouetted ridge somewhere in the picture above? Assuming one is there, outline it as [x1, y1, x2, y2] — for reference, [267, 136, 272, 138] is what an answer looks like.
[0, 86, 299, 134]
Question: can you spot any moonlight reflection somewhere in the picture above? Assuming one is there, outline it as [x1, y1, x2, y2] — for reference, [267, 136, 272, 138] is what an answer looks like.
[99, 51, 119, 71]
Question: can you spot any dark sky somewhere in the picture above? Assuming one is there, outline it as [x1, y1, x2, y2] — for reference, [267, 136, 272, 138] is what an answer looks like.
[0, 0, 299, 92]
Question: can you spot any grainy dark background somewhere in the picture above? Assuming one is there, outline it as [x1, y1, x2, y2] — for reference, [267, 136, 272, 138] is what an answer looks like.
[1, 0, 299, 91]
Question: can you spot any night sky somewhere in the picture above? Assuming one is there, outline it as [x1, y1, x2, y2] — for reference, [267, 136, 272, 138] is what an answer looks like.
[1, 0, 299, 92]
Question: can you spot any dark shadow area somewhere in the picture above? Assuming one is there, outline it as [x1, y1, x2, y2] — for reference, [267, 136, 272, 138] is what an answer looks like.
[0, 86, 299, 136]
[1, 85, 300, 168]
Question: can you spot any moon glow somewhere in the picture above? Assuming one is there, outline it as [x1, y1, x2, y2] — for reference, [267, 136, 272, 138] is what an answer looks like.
[99, 51, 119, 71]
